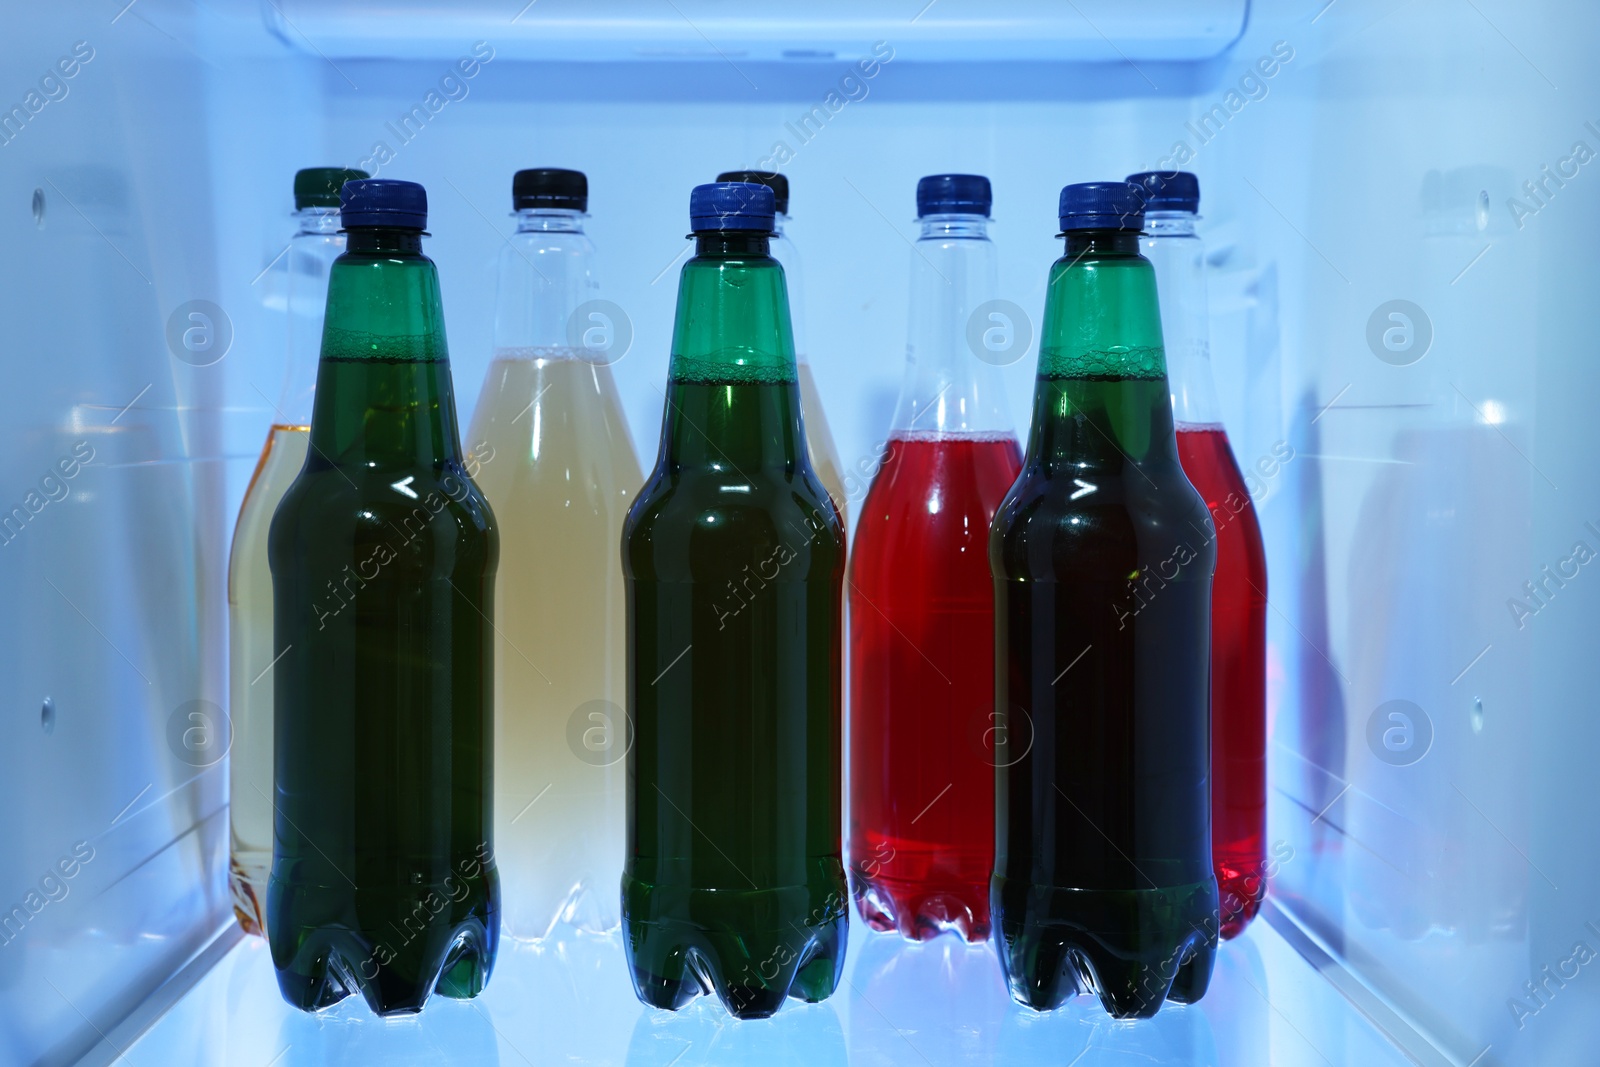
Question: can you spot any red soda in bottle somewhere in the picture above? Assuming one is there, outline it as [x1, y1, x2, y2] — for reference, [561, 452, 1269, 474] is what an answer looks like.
[1131, 170, 1268, 937]
[849, 175, 1021, 942]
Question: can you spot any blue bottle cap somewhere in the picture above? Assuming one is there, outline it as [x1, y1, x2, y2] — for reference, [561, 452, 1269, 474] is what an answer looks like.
[689, 182, 774, 233]
[1125, 170, 1200, 214]
[917, 173, 991, 217]
[340, 178, 428, 230]
[1058, 181, 1145, 232]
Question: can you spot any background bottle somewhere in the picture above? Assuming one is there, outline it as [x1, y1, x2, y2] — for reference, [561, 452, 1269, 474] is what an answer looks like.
[717, 171, 847, 527]
[622, 182, 846, 1019]
[465, 168, 640, 940]
[267, 179, 500, 1015]
[1129, 170, 1269, 940]
[849, 174, 1020, 943]
[990, 182, 1218, 1018]
[228, 166, 365, 937]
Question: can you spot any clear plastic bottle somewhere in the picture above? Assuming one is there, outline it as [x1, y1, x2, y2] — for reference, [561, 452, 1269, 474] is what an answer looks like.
[1129, 170, 1268, 938]
[227, 166, 363, 936]
[464, 169, 642, 940]
[849, 175, 1020, 943]
[718, 171, 847, 528]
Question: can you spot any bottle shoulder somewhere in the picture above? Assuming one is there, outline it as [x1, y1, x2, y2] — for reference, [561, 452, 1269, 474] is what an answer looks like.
[273, 460, 497, 542]
[229, 430, 311, 583]
[852, 438, 1020, 554]
[623, 463, 843, 578]
[866, 436, 1020, 497]
[473, 450, 641, 517]
[467, 362, 641, 490]
[628, 463, 839, 531]
[991, 461, 1214, 580]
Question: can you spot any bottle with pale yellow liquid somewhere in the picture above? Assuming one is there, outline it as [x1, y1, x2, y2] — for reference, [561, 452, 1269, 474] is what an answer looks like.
[718, 171, 847, 529]
[465, 168, 642, 939]
[228, 166, 365, 935]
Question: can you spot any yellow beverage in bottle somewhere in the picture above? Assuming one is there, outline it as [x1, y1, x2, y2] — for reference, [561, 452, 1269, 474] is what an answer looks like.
[799, 360, 846, 527]
[227, 424, 309, 933]
[227, 167, 361, 934]
[468, 169, 641, 938]
[468, 349, 640, 939]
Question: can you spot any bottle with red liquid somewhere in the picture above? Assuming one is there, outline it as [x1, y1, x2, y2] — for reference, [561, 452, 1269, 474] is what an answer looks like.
[849, 174, 1021, 942]
[1129, 170, 1268, 938]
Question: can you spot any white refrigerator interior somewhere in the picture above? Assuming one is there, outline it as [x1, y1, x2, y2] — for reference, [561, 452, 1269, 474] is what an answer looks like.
[1, 1, 1596, 1064]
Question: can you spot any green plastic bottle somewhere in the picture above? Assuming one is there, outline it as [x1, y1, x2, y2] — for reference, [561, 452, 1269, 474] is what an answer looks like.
[622, 182, 847, 1019]
[267, 179, 500, 1016]
[990, 181, 1218, 1018]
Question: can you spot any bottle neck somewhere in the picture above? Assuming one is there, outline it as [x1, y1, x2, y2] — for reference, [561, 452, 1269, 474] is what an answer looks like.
[1027, 229, 1174, 471]
[281, 210, 346, 425]
[767, 212, 808, 365]
[514, 207, 585, 234]
[1143, 212, 1197, 239]
[692, 231, 772, 257]
[1141, 210, 1222, 429]
[494, 209, 599, 359]
[311, 227, 463, 465]
[893, 213, 1013, 438]
[660, 230, 801, 468]
[345, 228, 424, 255]
[294, 206, 343, 236]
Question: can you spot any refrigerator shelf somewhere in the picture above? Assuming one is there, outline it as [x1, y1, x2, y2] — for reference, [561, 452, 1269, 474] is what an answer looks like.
[263, 0, 1250, 64]
[107, 903, 1420, 1067]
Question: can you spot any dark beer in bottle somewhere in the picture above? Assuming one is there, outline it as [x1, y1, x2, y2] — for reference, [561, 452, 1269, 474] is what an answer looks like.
[622, 182, 847, 1019]
[268, 179, 500, 1015]
[1128, 170, 1269, 939]
[990, 181, 1218, 1018]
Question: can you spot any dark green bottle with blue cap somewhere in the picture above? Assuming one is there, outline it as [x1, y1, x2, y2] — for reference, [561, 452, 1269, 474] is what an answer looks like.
[622, 181, 847, 1019]
[990, 181, 1218, 1018]
[267, 178, 501, 1016]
